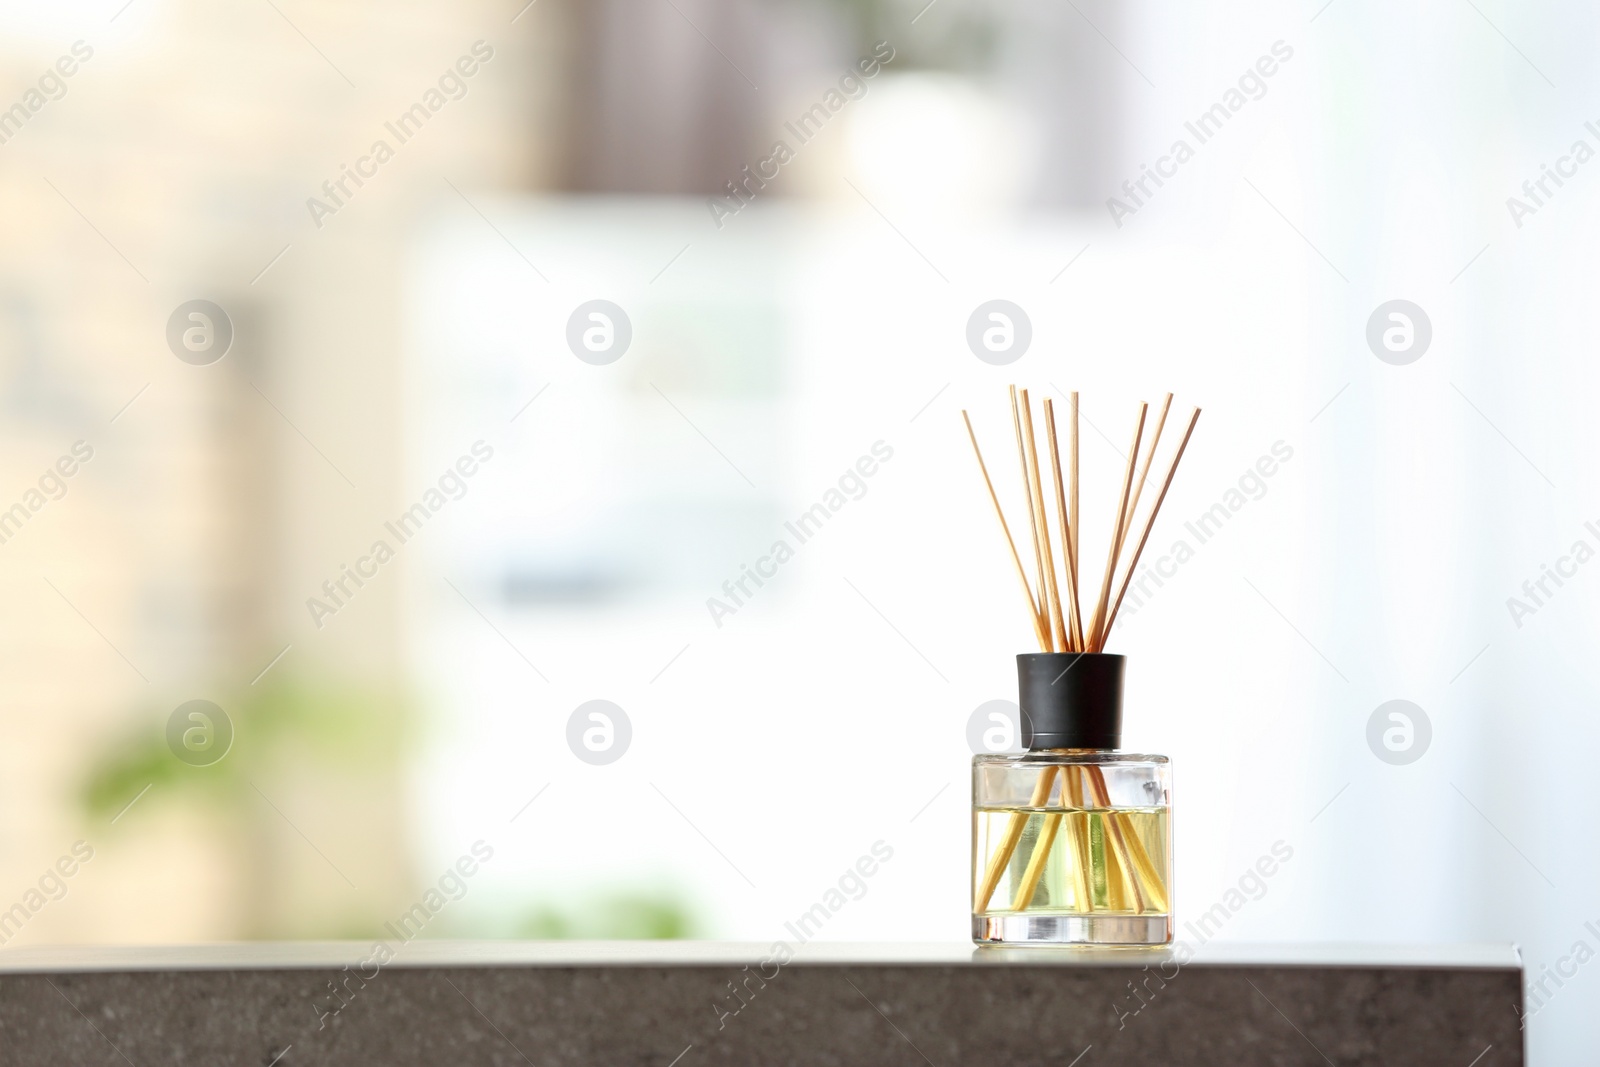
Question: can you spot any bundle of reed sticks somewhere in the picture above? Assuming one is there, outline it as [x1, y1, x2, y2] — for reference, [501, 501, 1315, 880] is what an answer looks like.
[963, 387, 1199, 917]
[962, 387, 1199, 656]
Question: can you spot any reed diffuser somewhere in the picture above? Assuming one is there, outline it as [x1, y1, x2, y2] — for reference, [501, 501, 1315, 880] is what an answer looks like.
[964, 388, 1199, 946]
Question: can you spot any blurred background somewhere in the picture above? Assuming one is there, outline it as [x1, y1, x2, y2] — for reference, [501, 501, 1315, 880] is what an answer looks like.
[0, 0, 1596, 1060]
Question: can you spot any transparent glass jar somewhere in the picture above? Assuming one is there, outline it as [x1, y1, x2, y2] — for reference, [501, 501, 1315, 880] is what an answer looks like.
[972, 749, 1171, 945]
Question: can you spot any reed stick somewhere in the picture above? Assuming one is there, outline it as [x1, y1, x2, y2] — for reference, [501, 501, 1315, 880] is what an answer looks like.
[1114, 393, 1172, 563]
[1009, 387, 1051, 647]
[1100, 814, 1130, 910]
[1063, 766, 1095, 910]
[1009, 808, 1062, 911]
[962, 411, 1049, 652]
[1087, 404, 1147, 651]
[1083, 767, 1142, 911]
[1100, 407, 1201, 643]
[1085, 766, 1168, 913]
[1044, 399, 1083, 652]
[975, 766, 1058, 912]
[1069, 392, 1081, 645]
[1020, 390, 1067, 652]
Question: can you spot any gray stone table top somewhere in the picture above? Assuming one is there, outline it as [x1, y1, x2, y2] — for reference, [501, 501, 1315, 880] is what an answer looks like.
[0, 941, 1525, 1065]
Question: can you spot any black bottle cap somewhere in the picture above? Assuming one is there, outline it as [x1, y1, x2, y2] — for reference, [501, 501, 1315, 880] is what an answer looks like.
[1017, 653, 1124, 750]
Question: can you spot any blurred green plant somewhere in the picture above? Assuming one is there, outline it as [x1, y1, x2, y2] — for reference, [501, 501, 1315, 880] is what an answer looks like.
[81, 675, 701, 941]
[81, 672, 403, 821]
[80, 672, 408, 938]
[507, 893, 698, 940]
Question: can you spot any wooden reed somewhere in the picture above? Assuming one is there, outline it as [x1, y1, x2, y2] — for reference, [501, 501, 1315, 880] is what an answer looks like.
[961, 411, 1049, 652]
[1086, 766, 1168, 913]
[1087, 404, 1147, 651]
[975, 766, 1057, 912]
[1101, 407, 1201, 643]
[1020, 390, 1066, 652]
[1043, 399, 1083, 651]
[1063, 766, 1095, 909]
[1114, 392, 1172, 563]
[1009, 387, 1051, 645]
[1009, 808, 1062, 910]
[1069, 392, 1081, 645]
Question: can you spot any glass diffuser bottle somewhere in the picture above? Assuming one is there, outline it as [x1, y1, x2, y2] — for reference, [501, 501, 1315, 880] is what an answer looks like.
[972, 652, 1172, 946]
